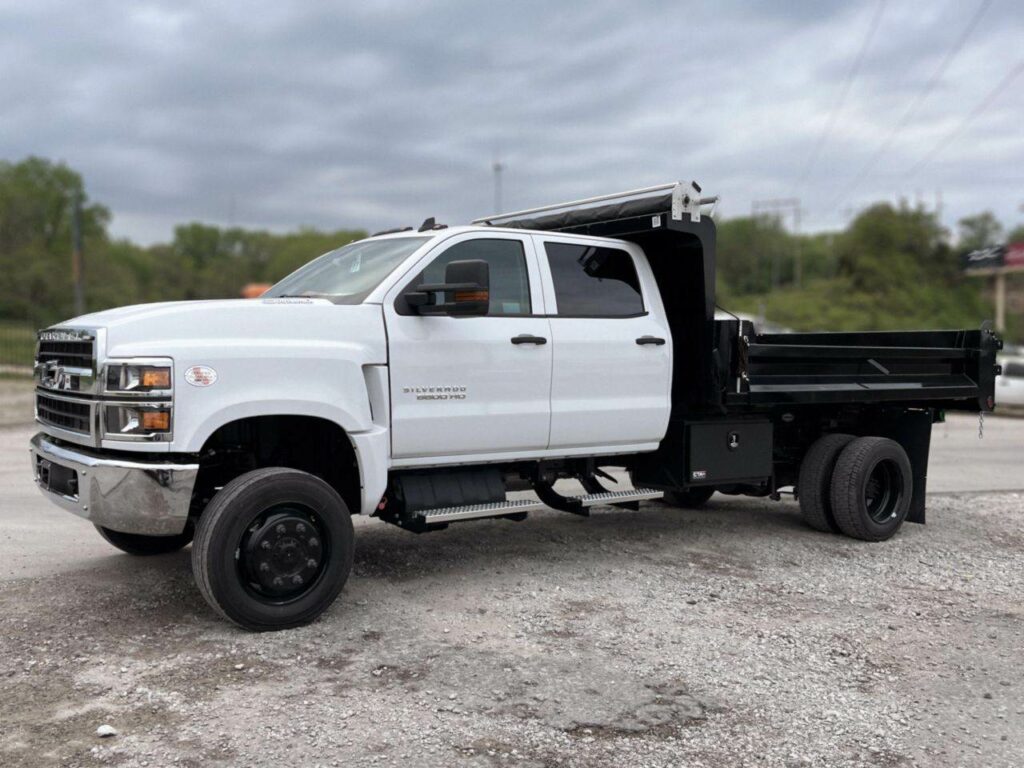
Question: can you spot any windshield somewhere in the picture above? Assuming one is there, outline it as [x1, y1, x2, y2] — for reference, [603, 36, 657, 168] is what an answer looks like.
[264, 237, 431, 304]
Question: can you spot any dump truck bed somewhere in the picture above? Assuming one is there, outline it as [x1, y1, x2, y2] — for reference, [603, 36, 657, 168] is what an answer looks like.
[726, 327, 1001, 412]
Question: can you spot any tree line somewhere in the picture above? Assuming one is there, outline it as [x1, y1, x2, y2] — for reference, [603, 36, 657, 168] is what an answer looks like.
[0, 156, 1020, 342]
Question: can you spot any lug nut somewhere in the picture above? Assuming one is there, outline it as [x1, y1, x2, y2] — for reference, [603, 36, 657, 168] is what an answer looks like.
[275, 524, 286, 534]
[307, 558, 317, 569]
[272, 577, 283, 586]
[292, 575, 303, 585]
[261, 540, 272, 550]
[259, 562, 270, 572]
[296, 523, 306, 534]
[308, 537, 319, 547]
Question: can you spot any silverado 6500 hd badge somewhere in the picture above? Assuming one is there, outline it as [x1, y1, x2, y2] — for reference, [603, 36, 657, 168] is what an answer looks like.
[403, 385, 467, 401]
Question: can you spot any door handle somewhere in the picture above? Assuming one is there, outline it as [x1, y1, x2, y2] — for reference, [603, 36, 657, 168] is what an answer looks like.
[511, 334, 547, 345]
[636, 336, 666, 346]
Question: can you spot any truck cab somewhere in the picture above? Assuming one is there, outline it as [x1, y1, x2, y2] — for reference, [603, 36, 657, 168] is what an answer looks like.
[29, 181, 1002, 630]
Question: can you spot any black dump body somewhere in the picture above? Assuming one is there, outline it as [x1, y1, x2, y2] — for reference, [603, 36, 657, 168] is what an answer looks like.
[496, 190, 1002, 419]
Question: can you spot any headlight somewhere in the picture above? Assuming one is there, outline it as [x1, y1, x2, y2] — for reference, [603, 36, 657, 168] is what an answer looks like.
[104, 362, 172, 393]
[104, 404, 172, 438]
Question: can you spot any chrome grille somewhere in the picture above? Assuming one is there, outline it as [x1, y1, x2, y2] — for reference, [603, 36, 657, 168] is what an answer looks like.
[36, 393, 92, 434]
[36, 338, 94, 368]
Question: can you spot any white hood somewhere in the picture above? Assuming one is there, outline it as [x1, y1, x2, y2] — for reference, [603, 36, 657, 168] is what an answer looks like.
[59, 298, 388, 363]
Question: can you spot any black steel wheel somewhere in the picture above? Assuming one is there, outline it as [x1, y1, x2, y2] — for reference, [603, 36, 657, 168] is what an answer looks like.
[661, 486, 715, 509]
[95, 523, 194, 555]
[830, 437, 912, 542]
[191, 468, 354, 631]
[796, 433, 855, 533]
[238, 506, 329, 603]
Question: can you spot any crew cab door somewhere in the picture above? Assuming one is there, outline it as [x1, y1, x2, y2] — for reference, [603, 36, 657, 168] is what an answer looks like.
[384, 233, 552, 460]
[534, 235, 672, 450]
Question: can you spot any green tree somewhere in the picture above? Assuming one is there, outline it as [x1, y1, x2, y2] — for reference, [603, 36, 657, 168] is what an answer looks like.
[957, 211, 1003, 252]
[0, 157, 109, 323]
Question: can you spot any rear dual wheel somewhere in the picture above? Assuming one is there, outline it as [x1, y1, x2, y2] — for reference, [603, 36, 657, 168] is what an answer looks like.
[830, 437, 912, 541]
[798, 435, 911, 541]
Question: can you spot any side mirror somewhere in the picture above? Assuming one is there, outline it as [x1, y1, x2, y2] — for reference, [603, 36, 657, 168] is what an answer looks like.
[406, 259, 489, 316]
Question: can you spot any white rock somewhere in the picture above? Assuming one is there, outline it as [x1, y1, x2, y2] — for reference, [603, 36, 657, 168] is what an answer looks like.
[96, 724, 118, 738]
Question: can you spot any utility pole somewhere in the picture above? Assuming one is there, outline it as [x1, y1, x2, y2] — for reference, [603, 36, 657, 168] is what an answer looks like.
[492, 159, 504, 214]
[70, 190, 85, 316]
[994, 272, 1006, 332]
[751, 197, 803, 289]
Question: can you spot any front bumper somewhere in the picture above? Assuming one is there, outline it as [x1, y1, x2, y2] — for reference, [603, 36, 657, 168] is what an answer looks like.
[30, 433, 199, 535]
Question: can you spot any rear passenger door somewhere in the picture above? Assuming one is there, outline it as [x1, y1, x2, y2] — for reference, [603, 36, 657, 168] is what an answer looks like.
[535, 236, 672, 451]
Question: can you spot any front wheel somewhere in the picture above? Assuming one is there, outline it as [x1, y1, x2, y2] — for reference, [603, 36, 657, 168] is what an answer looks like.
[96, 524, 194, 555]
[191, 468, 355, 631]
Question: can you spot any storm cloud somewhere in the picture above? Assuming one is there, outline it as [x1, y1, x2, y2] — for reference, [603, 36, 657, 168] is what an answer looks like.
[2, 0, 1022, 242]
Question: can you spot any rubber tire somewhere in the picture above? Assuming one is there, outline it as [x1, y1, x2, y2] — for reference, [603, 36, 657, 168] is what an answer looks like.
[95, 523, 194, 555]
[830, 437, 912, 542]
[662, 486, 715, 509]
[796, 433, 855, 533]
[191, 468, 355, 631]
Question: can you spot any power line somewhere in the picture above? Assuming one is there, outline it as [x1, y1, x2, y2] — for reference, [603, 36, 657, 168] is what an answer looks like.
[906, 59, 1024, 179]
[797, 0, 886, 188]
[825, 0, 993, 214]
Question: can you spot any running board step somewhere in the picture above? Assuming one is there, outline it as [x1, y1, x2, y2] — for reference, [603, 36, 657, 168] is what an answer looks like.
[416, 488, 664, 524]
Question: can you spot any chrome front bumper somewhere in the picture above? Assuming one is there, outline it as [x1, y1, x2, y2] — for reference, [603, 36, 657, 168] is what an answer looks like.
[30, 433, 199, 536]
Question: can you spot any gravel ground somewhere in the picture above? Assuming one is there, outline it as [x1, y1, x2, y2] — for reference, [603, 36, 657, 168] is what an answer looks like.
[0, 376, 33, 427]
[0, 417, 1022, 767]
[1, 495, 1022, 766]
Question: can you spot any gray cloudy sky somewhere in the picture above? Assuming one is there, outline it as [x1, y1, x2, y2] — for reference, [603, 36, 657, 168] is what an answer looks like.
[2, 0, 1022, 243]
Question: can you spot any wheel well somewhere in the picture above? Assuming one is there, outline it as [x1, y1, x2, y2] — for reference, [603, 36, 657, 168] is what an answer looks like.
[191, 415, 360, 518]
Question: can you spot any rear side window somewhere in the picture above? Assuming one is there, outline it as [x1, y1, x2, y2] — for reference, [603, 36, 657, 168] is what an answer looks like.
[417, 239, 531, 316]
[545, 242, 644, 317]
[1004, 361, 1024, 378]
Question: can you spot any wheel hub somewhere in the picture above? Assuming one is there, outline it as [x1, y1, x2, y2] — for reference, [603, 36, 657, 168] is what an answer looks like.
[241, 509, 325, 599]
[864, 459, 902, 523]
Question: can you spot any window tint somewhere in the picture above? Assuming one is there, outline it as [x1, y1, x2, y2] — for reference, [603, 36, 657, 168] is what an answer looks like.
[545, 242, 644, 316]
[1004, 361, 1024, 378]
[417, 239, 531, 315]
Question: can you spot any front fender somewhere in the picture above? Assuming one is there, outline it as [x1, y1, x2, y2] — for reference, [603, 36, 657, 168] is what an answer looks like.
[179, 397, 370, 454]
[168, 355, 375, 454]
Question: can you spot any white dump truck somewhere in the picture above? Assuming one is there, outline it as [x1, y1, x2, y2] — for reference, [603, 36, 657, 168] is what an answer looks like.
[30, 182, 1001, 630]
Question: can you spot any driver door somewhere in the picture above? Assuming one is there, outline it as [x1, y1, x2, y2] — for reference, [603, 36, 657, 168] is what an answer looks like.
[384, 233, 552, 461]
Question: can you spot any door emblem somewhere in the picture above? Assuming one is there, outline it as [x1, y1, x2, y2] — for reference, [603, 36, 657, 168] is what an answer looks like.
[403, 385, 467, 401]
[727, 431, 740, 451]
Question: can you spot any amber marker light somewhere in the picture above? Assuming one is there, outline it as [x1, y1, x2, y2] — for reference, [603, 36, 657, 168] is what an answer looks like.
[141, 410, 171, 431]
[141, 368, 171, 389]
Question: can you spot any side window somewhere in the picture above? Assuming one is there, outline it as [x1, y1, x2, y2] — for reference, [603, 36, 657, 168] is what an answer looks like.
[416, 239, 531, 316]
[1004, 361, 1024, 378]
[545, 242, 644, 317]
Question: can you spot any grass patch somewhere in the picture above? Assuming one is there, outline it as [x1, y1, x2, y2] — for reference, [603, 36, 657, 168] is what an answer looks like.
[0, 320, 36, 368]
